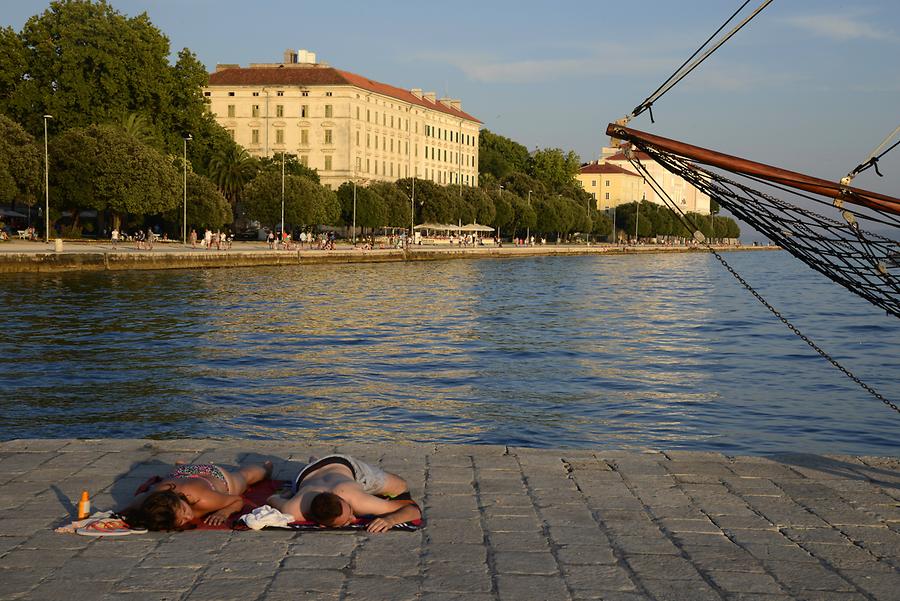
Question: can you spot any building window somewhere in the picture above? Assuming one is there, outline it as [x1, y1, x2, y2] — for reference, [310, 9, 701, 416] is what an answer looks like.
[324, 129, 333, 144]
[301, 129, 309, 145]
[367, 133, 370, 148]
[251, 105, 260, 118]
[356, 131, 360, 146]
[356, 157, 362, 171]
[375, 161, 378, 175]
[203, 91, 211, 97]
[605, 192, 610, 200]
[324, 184, 332, 190]
[592, 180, 597, 187]
[301, 105, 308, 118]
[375, 135, 378, 148]
[228, 91, 235, 96]
[227, 105, 235, 118]
[605, 180, 610, 187]
[324, 156, 332, 170]
[325, 105, 333, 118]
[367, 109, 370, 122]
[591, 192, 596, 199]
[367, 158, 370, 173]
[356, 107, 360, 119]
[251, 129, 259, 144]
[301, 90, 309, 96]
[226, 129, 235, 139]
[390, 116, 394, 127]
[325, 91, 332, 97]
[390, 139, 394, 153]
[300, 155, 309, 166]
[390, 163, 393, 177]
[276, 129, 284, 144]
[276, 105, 284, 117]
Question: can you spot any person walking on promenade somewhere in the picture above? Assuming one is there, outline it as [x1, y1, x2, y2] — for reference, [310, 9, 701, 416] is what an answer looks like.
[189, 229, 197, 248]
[120, 460, 273, 530]
[267, 455, 421, 533]
[111, 228, 119, 247]
[203, 229, 212, 250]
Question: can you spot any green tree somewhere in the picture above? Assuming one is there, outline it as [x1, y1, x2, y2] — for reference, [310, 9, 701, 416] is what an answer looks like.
[373, 182, 413, 228]
[0, 115, 41, 208]
[243, 171, 339, 228]
[49, 124, 180, 230]
[478, 129, 530, 180]
[208, 145, 257, 205]
[337, 182, 386, 232]
[529, 148, 581, 193]
[162, 172, 232, 233]
[256, 153, 320, 183]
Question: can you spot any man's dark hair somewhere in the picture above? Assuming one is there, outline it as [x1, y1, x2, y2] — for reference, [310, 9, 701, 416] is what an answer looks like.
[120, 490, 187, 531]
[308, 492, 345, 525]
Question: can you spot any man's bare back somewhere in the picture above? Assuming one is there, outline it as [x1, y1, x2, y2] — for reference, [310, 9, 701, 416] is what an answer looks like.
[267, 454, 421, 533]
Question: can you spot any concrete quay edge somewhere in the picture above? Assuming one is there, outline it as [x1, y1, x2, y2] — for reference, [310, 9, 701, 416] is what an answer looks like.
[0, 438, 897, 601]
[0, 242, 780, 274]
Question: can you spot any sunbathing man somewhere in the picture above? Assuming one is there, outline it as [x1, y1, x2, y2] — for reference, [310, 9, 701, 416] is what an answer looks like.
[267, 454, 421, 533]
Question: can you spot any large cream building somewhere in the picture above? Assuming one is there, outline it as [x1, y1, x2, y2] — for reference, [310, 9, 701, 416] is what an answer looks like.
[577, 146, 710, 215]
[203, 49, 482, 190]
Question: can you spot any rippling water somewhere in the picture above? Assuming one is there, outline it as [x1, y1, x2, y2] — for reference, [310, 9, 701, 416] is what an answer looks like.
[1, 250, 898, 454]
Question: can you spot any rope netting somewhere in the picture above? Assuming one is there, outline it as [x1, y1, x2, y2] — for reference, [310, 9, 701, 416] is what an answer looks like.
[628, 142, 900, 319]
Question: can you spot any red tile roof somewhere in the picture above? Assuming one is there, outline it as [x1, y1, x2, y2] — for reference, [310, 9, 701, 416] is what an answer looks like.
[604, 150, 652, 162]
[579, 163, 640, 177]
[207, 66, 481, 123]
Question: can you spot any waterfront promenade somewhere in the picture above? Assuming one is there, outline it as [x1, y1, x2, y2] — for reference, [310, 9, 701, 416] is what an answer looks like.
[1, 439, 897, 600]
[0, 240, 777, 273]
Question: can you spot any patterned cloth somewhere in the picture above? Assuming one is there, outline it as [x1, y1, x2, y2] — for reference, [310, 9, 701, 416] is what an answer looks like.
[167, 464, 229, 492]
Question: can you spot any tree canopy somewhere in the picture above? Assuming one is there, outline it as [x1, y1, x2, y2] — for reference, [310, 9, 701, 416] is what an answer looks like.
[0, 114, 41, 206]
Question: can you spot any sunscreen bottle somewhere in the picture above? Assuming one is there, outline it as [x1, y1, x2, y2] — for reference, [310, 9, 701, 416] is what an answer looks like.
[77, 490, 91, 519]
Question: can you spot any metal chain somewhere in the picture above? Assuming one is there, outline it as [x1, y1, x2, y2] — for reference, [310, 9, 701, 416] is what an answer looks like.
[709, 247, 900, 415]
[627, 151, 900, 416]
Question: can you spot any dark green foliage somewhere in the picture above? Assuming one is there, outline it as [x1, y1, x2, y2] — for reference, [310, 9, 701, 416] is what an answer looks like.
[162, 172, 232, 232]
[243, 171, 339, 228]
[337, 182, 386, 229]
[478, 129, 530, 180]
[0, 114, 41, 206]
[50, 124, 180, 222]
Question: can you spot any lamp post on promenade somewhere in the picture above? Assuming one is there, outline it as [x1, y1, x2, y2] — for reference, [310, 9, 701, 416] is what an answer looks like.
[635, 194, 644, 243]
[526, 190, 532, 245]
[281, 151, 286, 244]
[43, 114, 52, 243]
[352, 177, 357, 245]
[498, 185, 504, 242]
[410, 172, 416, 238]
[182, 133, 192, 244]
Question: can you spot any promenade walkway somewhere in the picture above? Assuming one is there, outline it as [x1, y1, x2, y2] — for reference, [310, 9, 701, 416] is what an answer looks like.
[0, 240, 776, 273]
[0, 439, 896, 600]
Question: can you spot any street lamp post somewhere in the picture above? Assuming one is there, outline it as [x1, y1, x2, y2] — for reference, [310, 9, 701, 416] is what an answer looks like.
[43, 114, 52, 243]
[352, 178, 357, 245]
[182, 133, 192, 244]
[498, 185, 504, 242]
[281, 151, 285, 245]
[526, 190, 532, 244]
[635, 195, 643, 243]
[410, 173, 416, 238]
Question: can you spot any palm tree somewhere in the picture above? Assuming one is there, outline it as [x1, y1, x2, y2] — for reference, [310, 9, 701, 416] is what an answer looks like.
[208, 145, 256, 206]
[114, 112, 156, 145]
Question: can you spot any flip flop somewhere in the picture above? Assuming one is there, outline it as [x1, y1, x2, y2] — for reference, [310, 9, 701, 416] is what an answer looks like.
[76, 518, 148, 537]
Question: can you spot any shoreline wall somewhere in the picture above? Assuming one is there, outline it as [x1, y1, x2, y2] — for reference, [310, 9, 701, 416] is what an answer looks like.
[0, 245, 780, 274]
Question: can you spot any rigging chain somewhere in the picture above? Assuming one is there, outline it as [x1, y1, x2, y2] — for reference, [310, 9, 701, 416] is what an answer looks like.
[626, 153, 900, 416]
[847, 123, 900, 181]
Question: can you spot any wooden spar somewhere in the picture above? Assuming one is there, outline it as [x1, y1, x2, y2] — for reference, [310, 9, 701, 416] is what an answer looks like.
[606, 123, 900, 217]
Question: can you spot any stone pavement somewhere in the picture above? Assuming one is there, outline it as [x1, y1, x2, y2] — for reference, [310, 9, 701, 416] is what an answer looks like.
[0, 439, 897, 601]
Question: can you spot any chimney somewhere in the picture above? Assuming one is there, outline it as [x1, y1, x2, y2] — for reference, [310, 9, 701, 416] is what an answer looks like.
[449, 99, 461, 111]
[297, 49, 317, 64]
[216, 63, 240, 72]
[283, 48, 297, 64]
[410, 88, 423, 99]
[423, 91, 436, 103]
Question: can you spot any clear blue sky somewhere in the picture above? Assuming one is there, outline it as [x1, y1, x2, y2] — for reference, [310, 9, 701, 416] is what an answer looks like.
[4, 0, 899, 198]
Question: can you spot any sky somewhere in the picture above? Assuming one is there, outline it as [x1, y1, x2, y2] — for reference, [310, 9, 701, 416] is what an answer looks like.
[4, 0, 900, 201]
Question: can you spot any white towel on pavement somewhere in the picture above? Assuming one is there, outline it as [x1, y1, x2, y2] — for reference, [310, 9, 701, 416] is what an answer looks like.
[240, 505, 293, 530]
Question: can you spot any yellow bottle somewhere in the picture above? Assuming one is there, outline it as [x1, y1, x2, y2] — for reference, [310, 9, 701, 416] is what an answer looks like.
[77, 490, 91, 519]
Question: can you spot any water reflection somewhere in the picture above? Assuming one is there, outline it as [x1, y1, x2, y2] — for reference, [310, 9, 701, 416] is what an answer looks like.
[1, 252, 898, 454]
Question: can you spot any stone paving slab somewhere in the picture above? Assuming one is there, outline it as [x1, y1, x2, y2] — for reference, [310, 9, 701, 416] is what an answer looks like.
[0, 439, 897, 600]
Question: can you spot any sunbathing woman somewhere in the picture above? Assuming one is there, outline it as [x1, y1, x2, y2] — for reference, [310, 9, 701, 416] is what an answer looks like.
[120, 460, 272, 530]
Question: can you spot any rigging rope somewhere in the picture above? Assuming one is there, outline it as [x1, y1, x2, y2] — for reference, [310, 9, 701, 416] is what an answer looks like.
[848, 124, 900, 180]
[630, 0, 774, 122]
[624, 149, 900, 416]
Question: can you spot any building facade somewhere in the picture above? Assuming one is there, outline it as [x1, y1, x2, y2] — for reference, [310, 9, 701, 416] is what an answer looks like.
[204, 49, 482, 190]
[577, 146, 710, 215]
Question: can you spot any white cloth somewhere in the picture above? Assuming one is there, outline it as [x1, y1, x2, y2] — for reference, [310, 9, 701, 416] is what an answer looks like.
[240, 505, 293, 530]
[55, 510, 115, 534]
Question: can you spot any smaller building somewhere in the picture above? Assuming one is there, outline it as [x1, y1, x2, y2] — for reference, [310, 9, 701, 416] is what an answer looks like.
[577, 145, 710, 215]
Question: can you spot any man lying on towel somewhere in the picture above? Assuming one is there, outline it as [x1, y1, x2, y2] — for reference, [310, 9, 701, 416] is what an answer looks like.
[267, 454, 421, 533]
